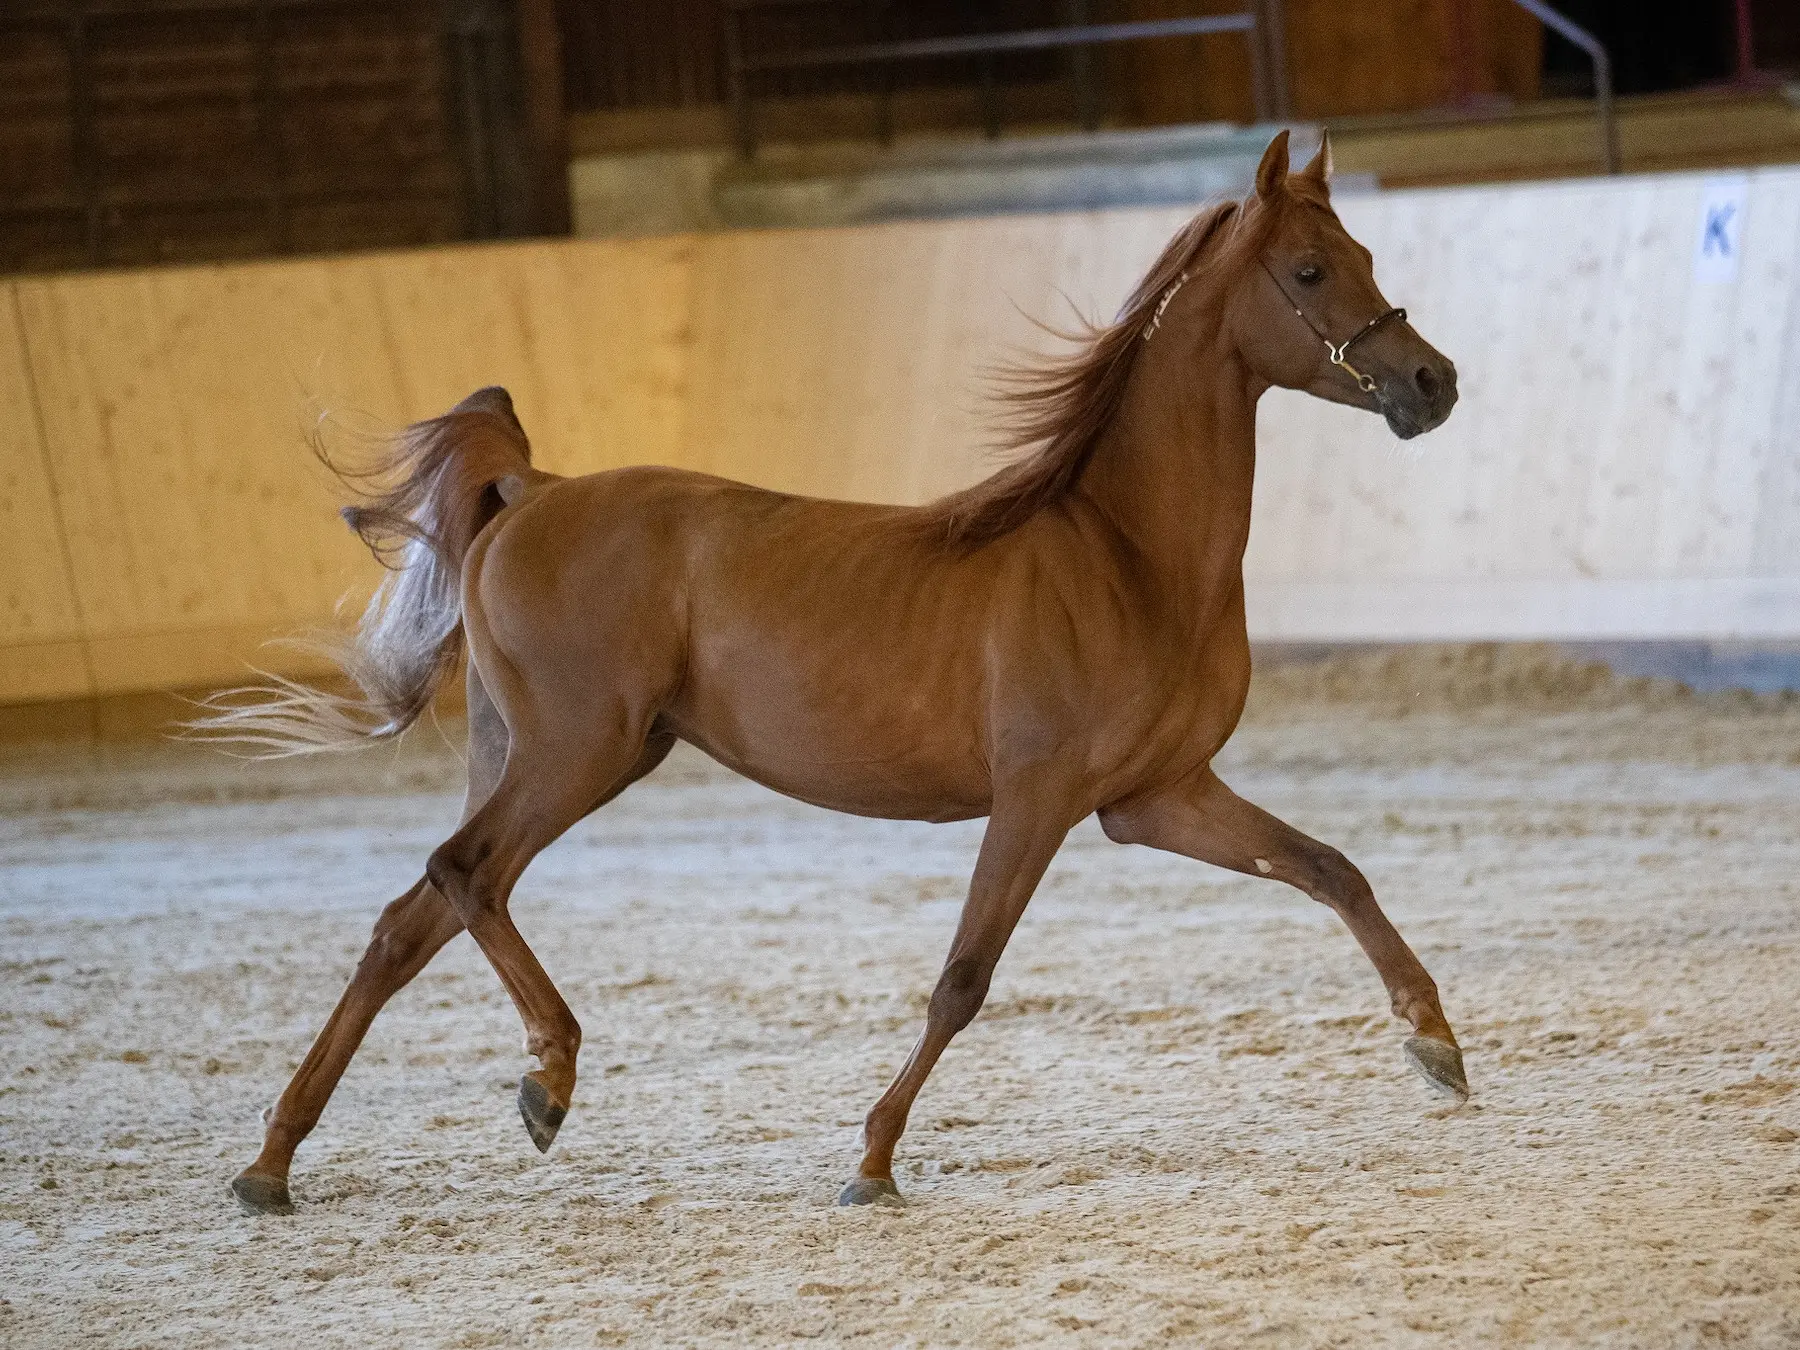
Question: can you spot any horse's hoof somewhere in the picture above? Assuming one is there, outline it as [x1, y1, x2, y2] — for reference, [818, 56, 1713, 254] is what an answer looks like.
[1404, 1036, 1470, 1101]
[518, 1075, 568, 1153]
[837, 1176, 904, 1208]
[230, 1170, 294, 1216]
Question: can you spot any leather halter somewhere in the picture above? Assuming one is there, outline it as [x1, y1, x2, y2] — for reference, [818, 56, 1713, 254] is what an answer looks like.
[1141, 257, 1407, 396]
[1257, 259, 1406, 394]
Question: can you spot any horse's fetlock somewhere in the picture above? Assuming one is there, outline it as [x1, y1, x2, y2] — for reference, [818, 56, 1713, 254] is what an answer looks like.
[1392, 981, 1445, 1031]
[260, 1111, 306, 1150]
[863, 1102, 898, 1142]
[526, 1019, 580, 1064]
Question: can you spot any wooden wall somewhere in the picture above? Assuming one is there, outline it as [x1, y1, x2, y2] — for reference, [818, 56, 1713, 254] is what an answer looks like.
[0, 0, 567, 276]
[563, 0, 1543, 147]
[1120, 0, 1541, 126]
[4, 165, 1798, 702]
[1247, 169, 1800, 638]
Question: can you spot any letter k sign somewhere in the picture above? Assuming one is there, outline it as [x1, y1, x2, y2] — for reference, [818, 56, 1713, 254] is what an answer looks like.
[1694, 178, 1747, 284]
[1702, 203, 1734, 258]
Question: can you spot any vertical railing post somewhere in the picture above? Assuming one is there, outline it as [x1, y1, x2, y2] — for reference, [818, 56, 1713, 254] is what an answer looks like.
[1507, 0, 1619, 174]
[870, 0, 894, 147]
[64, 4, 103, 266]
[1593, 37, 1618, 174]
[1063, 0, 1099, 133]
[1733, 0, 1757, 83]
[252, 0, 290, 253]
[1257, 0, 1291, 119]
[1246, 6, 1271, 122]
[447, 0, 501, 237]
[723, 4, 753, 159]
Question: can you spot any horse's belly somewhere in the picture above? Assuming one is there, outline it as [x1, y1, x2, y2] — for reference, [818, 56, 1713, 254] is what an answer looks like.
[696, 743, 989, 822]
[667, 678, 991, 824]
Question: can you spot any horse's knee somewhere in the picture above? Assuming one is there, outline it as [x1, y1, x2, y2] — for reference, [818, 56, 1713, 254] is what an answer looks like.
[929, 957, 992, 1036]
[357, 926, 406, 980]
[354, 885, 435, 976]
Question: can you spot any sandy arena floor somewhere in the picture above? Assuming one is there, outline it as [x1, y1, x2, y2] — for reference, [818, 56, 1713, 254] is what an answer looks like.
[2, 649, 1799, 1348]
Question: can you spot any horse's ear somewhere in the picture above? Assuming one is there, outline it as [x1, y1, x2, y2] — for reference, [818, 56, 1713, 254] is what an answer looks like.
[1255, 129, 1290, 199]
[1299, 129, 1333, 187]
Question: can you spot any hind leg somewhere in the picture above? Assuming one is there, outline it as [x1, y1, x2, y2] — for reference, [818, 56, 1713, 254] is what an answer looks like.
[230, 667, 512, 1214]
[425, 699, 669, 1154]
[232, 879, 464, 1214]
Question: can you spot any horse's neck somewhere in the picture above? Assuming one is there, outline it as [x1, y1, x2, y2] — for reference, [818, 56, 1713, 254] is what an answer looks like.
[1074, 323, 1261, 619]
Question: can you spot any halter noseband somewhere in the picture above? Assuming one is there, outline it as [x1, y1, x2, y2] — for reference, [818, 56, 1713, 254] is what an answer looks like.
[1257, 259, 1406, 394]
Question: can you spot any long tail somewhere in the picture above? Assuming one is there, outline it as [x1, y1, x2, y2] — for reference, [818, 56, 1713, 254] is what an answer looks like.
[188, 386, 539, 757]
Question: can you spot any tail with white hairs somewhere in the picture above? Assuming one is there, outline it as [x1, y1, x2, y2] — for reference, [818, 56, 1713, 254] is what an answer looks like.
[188, 386, 539, 757]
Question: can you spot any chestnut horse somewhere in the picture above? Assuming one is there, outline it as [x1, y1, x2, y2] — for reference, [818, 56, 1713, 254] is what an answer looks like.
[204, 130, 1463, 1216]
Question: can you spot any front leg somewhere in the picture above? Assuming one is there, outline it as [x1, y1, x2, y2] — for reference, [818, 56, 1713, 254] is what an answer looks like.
[1100, 768, 1468, 1100]
[841, 781, 1083, 1206]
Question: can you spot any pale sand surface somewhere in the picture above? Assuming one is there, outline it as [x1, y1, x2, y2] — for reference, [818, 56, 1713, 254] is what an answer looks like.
[3, 650, 1799, 1347]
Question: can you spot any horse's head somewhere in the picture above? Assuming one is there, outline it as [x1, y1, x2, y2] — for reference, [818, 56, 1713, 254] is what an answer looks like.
[1230, 130, 1457, 440]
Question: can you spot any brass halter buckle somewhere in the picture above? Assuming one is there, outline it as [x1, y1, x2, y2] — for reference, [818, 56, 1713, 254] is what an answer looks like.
[1328, 337, 1381, 394]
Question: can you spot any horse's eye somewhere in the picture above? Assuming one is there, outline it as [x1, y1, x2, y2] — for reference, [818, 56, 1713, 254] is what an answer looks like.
[1296, 264, 1324, 285]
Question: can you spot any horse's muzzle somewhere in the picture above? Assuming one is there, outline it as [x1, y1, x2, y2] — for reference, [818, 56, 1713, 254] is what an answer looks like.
[1380, 357, 1458, 440]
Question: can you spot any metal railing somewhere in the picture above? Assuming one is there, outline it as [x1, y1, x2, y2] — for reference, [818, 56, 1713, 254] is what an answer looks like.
[723, 2, 1289, 159]
[1508, 0, 1619, 173]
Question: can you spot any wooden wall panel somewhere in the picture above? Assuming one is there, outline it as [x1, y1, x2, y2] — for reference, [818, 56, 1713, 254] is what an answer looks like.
[5, 165, 1798, 701]
[15, 264, 378, 688]
[685, 206, 1257, 509]
[678, 211, 1174, 506]
[357, 238, 695, 476]
[0, 285, 88, 701]
[1245, 174, 1800, 578]
[6, 237, 699, 699]
[0, 0, 467, 275]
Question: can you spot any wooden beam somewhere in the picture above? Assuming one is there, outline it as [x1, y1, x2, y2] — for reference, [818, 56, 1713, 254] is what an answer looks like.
[515, 0, 571, 234]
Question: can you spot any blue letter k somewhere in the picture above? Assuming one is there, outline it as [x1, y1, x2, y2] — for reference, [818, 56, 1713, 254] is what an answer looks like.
[1703, 203, 1736, 259]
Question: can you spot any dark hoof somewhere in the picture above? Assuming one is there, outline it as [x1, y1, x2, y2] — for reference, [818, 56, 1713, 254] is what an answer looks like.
[837, 1176, 904, 1208]
[230, 1170, 294, 1216]
[1405, 1036, 1470, 1102]
[518, 1075, 567, 1154]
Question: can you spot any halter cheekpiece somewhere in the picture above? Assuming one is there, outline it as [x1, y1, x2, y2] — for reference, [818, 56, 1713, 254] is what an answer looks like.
[1257, 258, 1406, 394]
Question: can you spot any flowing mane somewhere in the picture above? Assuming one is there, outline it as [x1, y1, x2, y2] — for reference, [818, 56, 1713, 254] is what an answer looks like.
[917, 197, 1252, 545]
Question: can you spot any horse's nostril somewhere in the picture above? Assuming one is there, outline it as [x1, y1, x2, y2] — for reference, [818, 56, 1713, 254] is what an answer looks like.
[1415, 365, 1440, 399]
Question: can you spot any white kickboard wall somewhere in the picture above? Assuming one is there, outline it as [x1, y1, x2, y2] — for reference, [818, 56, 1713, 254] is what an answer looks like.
[3, 166, 1796, 700]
